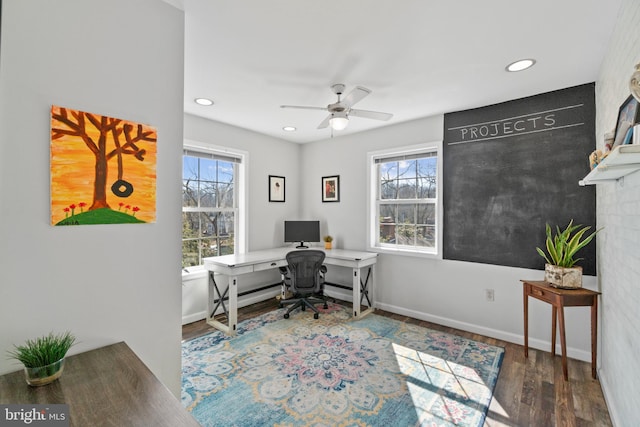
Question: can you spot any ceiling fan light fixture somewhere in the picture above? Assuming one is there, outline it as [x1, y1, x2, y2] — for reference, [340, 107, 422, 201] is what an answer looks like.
[281, 84, 391, 130]
[329, 113, 349, 130]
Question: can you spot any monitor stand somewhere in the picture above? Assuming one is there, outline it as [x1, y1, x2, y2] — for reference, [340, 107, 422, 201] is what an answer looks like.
[296, 241, 308, 248]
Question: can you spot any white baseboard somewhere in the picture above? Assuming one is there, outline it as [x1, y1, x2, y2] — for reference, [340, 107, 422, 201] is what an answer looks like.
[182, 311, 208, 325]
[375, 301, 592, 362]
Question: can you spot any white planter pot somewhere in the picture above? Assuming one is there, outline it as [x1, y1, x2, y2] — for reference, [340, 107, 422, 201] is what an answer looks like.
[544, 264, 583, 289]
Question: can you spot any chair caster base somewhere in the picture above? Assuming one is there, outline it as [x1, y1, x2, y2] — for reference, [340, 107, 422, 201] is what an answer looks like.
[284, 313, 290, 319]
[313, 313, 319, 319]
[323, 304, 328, 309]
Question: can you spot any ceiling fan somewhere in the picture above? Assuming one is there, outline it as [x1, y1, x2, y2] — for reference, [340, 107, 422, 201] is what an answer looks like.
[280, 84, 393, 130]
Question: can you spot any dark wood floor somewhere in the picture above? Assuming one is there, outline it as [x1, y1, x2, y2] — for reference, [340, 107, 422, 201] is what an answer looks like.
[182, 299, 612, 427]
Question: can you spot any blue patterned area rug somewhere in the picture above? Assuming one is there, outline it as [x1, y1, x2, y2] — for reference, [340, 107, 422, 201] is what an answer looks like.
[182, 303, 504, 427]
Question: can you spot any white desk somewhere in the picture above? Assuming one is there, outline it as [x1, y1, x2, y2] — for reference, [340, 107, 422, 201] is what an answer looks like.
[203, 247, 378, 334]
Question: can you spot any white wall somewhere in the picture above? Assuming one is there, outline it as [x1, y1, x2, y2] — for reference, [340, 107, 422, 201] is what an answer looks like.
[301, 115, 599, 362]
[0, 0, 185, 396]
[594, 0, 640, 424]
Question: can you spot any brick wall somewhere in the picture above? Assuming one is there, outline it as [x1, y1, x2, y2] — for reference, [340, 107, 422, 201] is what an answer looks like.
[594, 0, 640, 423]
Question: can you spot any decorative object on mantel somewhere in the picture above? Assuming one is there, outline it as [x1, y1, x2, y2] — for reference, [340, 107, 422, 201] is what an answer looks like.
[536, 220, 599, 289]
[611, 95, 640, 150]
[323, 235, 333, 249]
[588, 149, 604, 170]
[603, 130, 615, 153]
[7, 331, 76, 386]
[629, 62, 640, 103]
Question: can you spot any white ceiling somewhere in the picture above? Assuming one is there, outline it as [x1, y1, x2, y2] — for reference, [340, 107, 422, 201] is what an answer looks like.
[179, 0, 621, 144]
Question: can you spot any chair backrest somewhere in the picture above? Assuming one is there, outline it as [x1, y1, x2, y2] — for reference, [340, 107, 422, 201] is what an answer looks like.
[285, 250, 325, 295]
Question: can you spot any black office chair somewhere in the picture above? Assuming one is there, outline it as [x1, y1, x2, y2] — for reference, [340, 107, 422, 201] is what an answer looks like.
[278, 250, 328, 319]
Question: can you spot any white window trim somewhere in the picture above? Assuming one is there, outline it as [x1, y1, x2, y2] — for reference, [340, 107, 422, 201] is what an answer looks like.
[366, 141, 443, 259]
[183, 139, 248, 261]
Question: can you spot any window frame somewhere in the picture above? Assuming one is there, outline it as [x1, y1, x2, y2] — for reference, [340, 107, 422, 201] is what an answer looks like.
[182, 141, 247, 267]
[367, 141, 443, 258]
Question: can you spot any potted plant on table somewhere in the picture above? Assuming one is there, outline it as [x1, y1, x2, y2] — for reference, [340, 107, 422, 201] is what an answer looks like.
[323, 235, 333, 250]
[536, 220, 599, 289]
[7, 331, 76, 386]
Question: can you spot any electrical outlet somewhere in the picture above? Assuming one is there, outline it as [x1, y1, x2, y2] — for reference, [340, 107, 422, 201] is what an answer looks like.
[485, 289, 495, 302]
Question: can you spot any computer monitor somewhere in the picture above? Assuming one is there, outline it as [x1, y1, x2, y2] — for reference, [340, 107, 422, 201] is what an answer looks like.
[284, 220, 320, 248]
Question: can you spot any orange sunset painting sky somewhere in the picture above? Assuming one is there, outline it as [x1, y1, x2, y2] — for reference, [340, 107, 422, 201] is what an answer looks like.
[50, 105, 157, 225]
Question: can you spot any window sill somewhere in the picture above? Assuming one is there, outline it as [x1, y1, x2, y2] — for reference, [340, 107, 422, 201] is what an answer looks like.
[181, 266, 208, 282]
[369, 246, 440, 259]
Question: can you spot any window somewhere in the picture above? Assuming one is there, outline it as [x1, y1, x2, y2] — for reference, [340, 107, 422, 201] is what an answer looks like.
[182, 145, 246, 267]
[368, 142, 441, 255]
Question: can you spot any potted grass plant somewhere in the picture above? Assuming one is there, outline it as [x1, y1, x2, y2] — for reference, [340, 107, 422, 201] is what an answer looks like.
[323, 235, 333, 250]
[7, 331, 76, 386]
[536, 220, 599, 288]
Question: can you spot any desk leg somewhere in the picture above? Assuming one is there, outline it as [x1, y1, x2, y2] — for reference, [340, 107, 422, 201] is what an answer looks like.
[591, 297, 598, 379]
[558, 305, 568, 381]
[228, 276, 238, 333]
[206, 275, 238, 336]
[352, 267, 361, 317]
[524, 290, 529, 358]
[352, 266, 375, 319]
[551, 306, 557, 356]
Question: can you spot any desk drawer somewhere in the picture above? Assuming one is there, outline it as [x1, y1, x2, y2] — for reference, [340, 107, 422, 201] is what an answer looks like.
[528, 285, 554, 303]
[254, 259, 287, 272]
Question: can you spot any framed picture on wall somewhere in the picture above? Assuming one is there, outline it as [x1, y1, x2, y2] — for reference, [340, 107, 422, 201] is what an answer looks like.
[612, 95, 640, 149]
[50, 105, 157, 226]
[269, 175, 285, 202]
[322, 175, 340, 202]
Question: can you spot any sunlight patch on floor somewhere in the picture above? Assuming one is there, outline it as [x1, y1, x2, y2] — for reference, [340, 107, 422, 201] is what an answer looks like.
[392, 342, 502, 426]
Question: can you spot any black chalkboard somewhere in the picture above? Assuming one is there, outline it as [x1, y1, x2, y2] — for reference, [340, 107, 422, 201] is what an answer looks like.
[443, 83, 596, 275]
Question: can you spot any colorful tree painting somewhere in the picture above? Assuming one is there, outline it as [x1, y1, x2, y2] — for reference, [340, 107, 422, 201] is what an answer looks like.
[50, 105, 157, 225]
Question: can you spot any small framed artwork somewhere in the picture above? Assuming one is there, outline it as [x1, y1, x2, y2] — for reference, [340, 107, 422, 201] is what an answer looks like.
[612, 95, 640, 149]
[269, 175, 285, 202]
[322, 175, 340, 202]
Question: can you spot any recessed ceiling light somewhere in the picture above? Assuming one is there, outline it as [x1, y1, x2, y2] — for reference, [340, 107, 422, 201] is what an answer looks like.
[194, 98, 214, 106]
[282, 126, 296, 132]
[506, 59, 536, 72]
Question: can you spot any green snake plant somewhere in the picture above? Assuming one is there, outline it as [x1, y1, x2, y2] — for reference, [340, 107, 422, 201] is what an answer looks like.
[536, 220, 599, 268]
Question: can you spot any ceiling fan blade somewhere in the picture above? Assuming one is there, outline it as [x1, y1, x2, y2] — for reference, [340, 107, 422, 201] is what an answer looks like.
[340, 86, 371, 108]
[317, 115, 332, 129]
[349, 108, 393, 121]
[280, 105, 327, 111]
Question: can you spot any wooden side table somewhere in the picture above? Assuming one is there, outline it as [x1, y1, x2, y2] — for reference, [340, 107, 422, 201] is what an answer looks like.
[521, 280, 600, 380]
